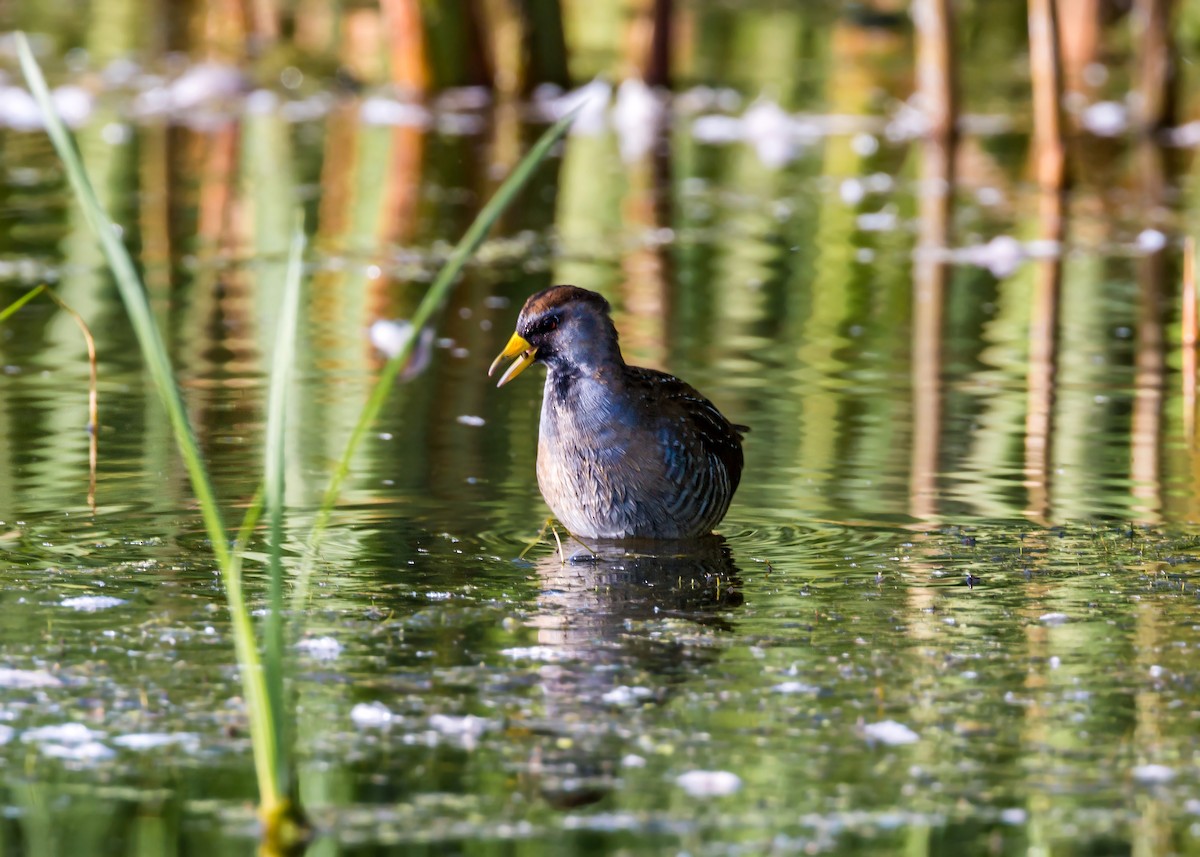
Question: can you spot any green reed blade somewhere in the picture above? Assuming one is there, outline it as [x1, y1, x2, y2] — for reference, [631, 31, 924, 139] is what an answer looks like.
[15, 32, 285, 816]
[290, 109, 577, 612]
[263, 226, 305, 797]
[0, 285, 47, 323]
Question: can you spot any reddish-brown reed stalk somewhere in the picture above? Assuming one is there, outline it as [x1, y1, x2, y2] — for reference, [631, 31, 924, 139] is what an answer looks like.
[1024, 0, 1067, 523]
[380, 0, 430, 95]
[1130, 142, 1168, 523]
[1131, 0, 1177, 131]
[1184, 237, 1197, 440]
[909, 0, 956, 521]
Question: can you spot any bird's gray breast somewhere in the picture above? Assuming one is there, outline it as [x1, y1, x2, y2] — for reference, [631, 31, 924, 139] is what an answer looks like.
[535, 372, 656, 539]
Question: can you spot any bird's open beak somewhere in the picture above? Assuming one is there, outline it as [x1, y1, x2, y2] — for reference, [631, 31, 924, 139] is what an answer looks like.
[488, 332, 537, 387]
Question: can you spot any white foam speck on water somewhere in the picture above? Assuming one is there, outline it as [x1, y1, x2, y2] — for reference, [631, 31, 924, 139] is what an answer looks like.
[856, 210, 897, 232]
[360, 96, 431, 128]
[0, 725, 13, 745]
[863, 720, 920, 745]
[41, 741, 114, 762]
[0, 86, 42, 131]
[613, 77, 664, 163]
[22, 723, 103, 744]
[500, 646, 570, 662]
[369, 319, 416, 357]
[296, 636, 343, 661]
[601, 686, 652, 706]
[52, 85, 94, 128]
[1039, 612, 1069, 625]
[113, 732, 199, 751]
[1136, 229, 1167, 254]
[963, 235, 1025, 278]
[691, 114, 743, 144]
[1132, 764, 1175, 784]
[0, 668, 61, 688]
[61, 595, 126, 611]
[550, 78, 612, 133]
[350, 702, 394, 728]
[456, 415, 485, 427]
[1080, 100, 1127, 136]
[839, 178, 866, 205]
[428, 714, 490, 747]
[22, 723, 114, 761]
[772, 681, 819, 694]
[743, 99, 796, 168]
[675, 770, 743, 797]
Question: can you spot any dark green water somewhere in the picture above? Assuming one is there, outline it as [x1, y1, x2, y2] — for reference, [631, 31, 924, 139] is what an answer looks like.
[3, 6, 1200, 855]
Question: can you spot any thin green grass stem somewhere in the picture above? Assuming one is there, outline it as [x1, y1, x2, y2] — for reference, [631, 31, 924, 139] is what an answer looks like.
[289, 110, 576, 612]
[263, 226, 306, 798]
[15, 32, 285, 819]
[0, 284, 47, 322]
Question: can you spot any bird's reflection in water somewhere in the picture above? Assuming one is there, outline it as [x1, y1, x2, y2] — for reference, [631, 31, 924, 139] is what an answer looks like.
[519, 535, 743, 808]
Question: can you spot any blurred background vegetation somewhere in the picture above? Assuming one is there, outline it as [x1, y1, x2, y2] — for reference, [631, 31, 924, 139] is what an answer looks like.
[3, 0, 1200, 527]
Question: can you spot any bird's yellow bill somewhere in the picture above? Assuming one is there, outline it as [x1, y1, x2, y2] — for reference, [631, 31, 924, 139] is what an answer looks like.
[488, 332, 537, 387]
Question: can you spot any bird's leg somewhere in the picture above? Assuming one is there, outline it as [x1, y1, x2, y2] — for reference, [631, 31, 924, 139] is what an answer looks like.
[517, 517, 598, 563]
[518, 517, 555, 560]
[549, 520, 566, 564]
[547, 519, 598, 560]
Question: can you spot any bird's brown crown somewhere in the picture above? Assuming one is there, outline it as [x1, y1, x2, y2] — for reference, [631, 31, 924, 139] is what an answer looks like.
[518, 285, 610, 328]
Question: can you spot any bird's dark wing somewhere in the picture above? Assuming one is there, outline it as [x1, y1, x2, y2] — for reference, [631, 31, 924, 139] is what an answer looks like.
[626, 366, 745, 493]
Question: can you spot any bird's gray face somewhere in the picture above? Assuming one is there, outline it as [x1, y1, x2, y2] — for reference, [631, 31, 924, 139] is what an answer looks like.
[488, 287, 620, 387]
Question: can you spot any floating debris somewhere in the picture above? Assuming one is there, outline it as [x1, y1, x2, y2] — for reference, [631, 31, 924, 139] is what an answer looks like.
[743, 99, 797, 168]
[0, 667, 61, 688]
[61, 595, 126, 611]
[174, 63, 244, 107]
[771, 681, 819, 694]
[350, 701, 395, 728]
[863, 720, 920, 746]
[1038, 612, 1069, 625]
[1080, 101, 1128, 137]
[1132, 764, 1175, 784]
[959, 235, 1025, 278]
[113, 732, 199, 751]
[360, 96, 431, 128]
[675, 770, 743, 797]
[369, 319, 435, 381]
[23, 723, 103, 744]
[40, 741, 115, 762]
[499, 646, 570, 662]
[613, 78, 664, 163]
[537, 78, 612, 133]
[428, 714, 491, 749]
[296, 636, 343, 661]
[999, 808, 1028, 825]
[600, 685, 652, 706]
[1135, 229, 1167, 254]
